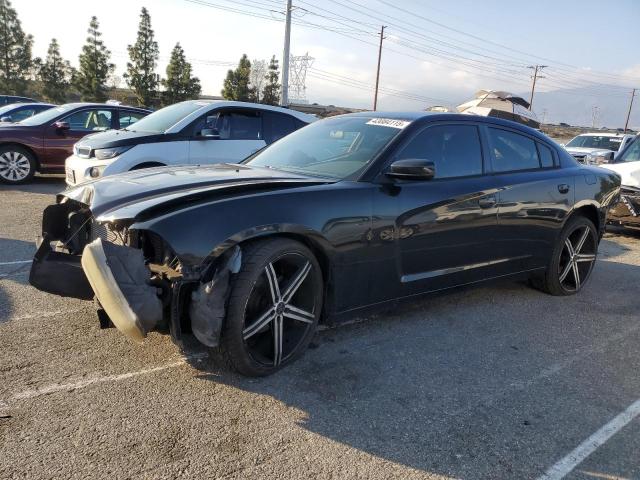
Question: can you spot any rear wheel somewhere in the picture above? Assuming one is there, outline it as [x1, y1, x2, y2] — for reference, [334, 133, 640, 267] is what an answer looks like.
[532, 215, 598, 296]
[0, 146, 36, 184]
[221, 238, 323, 376]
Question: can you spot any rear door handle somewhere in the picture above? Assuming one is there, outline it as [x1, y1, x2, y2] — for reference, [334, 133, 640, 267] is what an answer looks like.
[558, 184, 570, 194]
[478, 195, 497, 209]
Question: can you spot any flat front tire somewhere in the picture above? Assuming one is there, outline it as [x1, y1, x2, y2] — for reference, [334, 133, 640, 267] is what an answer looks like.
[221, 238, 323, 376]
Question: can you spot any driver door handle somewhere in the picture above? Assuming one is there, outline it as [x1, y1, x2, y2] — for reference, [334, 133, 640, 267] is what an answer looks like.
[478, 195, 497, 209]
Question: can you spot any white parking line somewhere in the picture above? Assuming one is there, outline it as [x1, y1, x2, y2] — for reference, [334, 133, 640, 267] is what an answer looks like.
[7, 353, 207, 402]
[0, 260, 32, 266]
[538, 398, 640, 480]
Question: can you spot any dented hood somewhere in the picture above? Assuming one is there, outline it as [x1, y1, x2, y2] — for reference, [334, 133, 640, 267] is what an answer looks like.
[61, 163, 331, 220]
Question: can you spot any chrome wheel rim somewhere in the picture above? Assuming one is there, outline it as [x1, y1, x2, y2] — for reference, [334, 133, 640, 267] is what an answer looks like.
[558, 225, 597, 292]
[0, 151, 30, 181]
[242, 253, 318, 367]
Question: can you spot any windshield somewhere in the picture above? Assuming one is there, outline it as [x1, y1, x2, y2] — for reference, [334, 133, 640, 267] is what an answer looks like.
[125, 101, 206, 133]
[566, 135, 623, 151]
[19, 104, 73, 126]
[616, 136, 640, 163]
[245, 116, 407, 179]
[0, 104, 21, 116]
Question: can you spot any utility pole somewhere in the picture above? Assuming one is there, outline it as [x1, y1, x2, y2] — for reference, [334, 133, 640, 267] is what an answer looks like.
[527, 65, 547, 111]
[591, 106, 599, 129]
[280, 0, 292, 106]
[373, 25, 386, 111]
[624, 88, 636, 133]
[541, 108, 548, 125]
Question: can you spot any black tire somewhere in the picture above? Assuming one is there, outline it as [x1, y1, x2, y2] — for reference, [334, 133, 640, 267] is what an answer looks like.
[532, 215, 598, 296]
[221, 238, 323, 376]
[0, 145, 36, 184]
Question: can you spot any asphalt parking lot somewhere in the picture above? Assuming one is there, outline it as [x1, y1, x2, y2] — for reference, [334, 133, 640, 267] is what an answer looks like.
[1, 176, 639, 480]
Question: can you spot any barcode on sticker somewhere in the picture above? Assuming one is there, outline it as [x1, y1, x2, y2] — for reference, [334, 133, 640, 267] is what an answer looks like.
[366, 118, 411, 129]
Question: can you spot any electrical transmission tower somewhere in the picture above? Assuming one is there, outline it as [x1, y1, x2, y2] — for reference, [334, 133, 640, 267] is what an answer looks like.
[288, 53, 314, 104]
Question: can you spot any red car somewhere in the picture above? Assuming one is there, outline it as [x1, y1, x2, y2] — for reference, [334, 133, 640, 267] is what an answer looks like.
[0, 102, 150, 184]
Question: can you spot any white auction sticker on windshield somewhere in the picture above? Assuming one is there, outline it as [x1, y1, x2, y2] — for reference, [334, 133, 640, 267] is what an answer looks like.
[366, 118, 411, 129]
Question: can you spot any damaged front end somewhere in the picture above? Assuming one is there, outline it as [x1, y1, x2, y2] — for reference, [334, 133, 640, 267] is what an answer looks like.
[608, 186, 640, 229]
[29, 196, 239, 347]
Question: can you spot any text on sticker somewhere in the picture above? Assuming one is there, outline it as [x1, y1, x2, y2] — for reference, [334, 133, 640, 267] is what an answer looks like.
[366, 118, 411, 129]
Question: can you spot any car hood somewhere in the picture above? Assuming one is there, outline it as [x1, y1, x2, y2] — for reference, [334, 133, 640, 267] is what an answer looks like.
[62, 163, 333, 221]
[76, 128, 169, 149]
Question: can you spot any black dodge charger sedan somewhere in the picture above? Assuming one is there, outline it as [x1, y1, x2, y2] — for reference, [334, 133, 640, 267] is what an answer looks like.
[30, 112, 621, 376]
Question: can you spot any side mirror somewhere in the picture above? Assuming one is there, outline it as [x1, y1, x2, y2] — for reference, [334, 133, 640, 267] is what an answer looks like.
[603, 151, 615, 163]
[386, 159, 436, 180]
[0, 116, 12, 122]
[54, 121, 70, 131]
[200, 127, 220, 139]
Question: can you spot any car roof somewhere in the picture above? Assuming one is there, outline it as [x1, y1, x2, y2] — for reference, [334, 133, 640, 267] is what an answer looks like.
[60, 102, 151, 112]
[4, 102, 54, 108]
[341, 111, 550, 141]
[576, 132, 633, 137]
[177, 100, 317, 123]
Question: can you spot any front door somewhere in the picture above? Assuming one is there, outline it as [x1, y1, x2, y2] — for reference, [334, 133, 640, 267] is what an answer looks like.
[369, 122, 504, 303]
[42, 108, 115, 171]
[189, 109, 266, 165]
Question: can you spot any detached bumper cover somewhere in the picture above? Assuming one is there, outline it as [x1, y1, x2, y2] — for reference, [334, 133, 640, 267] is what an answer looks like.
[81, 238, 162, 343]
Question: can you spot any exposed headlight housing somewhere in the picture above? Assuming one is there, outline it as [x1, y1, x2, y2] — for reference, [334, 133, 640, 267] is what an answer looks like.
[585, 150, 615, 165]
[89, 166, 103, 178]
[94, 145, 132, 160]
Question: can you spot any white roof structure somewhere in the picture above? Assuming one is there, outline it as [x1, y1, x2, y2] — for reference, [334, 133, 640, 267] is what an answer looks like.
[457, 90, 540, 129]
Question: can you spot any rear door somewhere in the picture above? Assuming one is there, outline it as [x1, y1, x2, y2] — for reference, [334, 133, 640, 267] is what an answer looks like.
[42, 107, 116, 170]
[188, 108, 266, 164]
[487, 126, 574, 270]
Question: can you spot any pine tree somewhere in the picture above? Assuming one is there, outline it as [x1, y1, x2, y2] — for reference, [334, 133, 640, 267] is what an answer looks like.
[262, 55, 281, 106]
[0, 0, 33, 95]
[74, 16, 114, 102]
[38, 39, 74, 103]
[221, 54, 253, 102]
[124, 7, 159, 107]
[161, 43, 201, 105]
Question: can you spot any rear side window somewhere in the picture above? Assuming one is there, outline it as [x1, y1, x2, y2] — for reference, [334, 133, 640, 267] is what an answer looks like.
[262, 112, 298, 144]
[396, 124, 483, 179]
[537, 143, 555, 168]
[488, 128, 540, 172]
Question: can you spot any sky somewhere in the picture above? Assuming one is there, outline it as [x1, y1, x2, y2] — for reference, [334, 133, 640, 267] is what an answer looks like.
[15, 0, 640, 127]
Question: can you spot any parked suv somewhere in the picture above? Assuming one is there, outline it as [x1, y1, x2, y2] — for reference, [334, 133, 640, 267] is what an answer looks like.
[64, 100, 315, 185]
[564, 132, 636, 164]
[0, 103, 150, 184]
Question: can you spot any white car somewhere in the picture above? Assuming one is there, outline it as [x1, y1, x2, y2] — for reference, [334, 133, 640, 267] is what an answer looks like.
[65, 100, 316, 185]
[600, 134, 640, 188]
[563, 132, 636, 165]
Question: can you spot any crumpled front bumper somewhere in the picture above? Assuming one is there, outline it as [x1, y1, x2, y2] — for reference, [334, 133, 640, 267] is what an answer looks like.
[81, 238, 163, 343]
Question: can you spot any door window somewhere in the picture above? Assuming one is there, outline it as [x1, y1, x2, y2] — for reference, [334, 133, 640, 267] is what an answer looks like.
[262, 111, 297, 144]
[118, 110, 146, 128]
[396, 124, 483, 178]
[193, 110, 262, 140]
[489, 128, 540, 172]
[617, 137, 640, 163]
[62, 109, 113, 132]
[537, 142, 555, 168]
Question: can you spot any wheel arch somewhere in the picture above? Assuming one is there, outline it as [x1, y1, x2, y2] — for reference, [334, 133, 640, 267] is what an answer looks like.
[0, 142, 39, 168]
[567, 202, 602, 236]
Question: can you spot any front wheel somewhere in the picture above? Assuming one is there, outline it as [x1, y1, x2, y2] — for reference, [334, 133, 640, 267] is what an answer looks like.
[0, 146, 36, 184]
[532, 215, 598, 296]
[221, 238, 323, 376]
